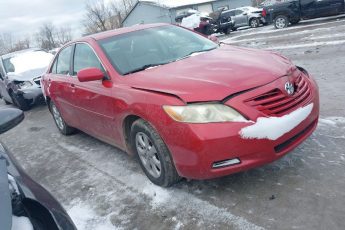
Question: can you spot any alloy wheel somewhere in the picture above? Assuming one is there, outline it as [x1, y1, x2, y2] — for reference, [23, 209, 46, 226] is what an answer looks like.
[51, 104, 64, 130]
[275, 18, 286, 29]
[135, 132, 162, 178]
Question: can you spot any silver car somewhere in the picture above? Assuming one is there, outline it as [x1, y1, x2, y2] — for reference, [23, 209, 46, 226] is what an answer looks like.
[221, 6, 266, 30]
[0, 49, 53, 110]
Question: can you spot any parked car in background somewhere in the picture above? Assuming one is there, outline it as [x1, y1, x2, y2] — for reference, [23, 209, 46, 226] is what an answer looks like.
[209, 10, 234, 34]
[0, 108, 76, 230]
[264, 0, 345, 29]
[0, 49, 53, 110]
[42, 23, 319, 187]
[221, 7, 266, 30]
[181, 13, 216, 35]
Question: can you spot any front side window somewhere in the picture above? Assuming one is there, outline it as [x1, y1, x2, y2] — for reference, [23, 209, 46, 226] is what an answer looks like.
[73, 44, 104, 75]
[99, 25, 217, 75]
[56, 45, 73, 75]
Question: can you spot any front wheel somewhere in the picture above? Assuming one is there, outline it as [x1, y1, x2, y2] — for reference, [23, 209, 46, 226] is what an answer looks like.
[49, 101, 76, 135]
[250, 18, 260, 28]
[130, 119, 181, 187]
[274, 15, 289, 29]
[10, 92, 30, 111]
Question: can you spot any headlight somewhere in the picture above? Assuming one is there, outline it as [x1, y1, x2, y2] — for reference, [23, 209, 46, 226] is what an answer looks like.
[16, 81, 33, 89]
[163, 104, 249, 123]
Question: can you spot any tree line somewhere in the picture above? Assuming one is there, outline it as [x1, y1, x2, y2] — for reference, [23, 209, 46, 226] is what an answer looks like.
[0, 0, 135, 55]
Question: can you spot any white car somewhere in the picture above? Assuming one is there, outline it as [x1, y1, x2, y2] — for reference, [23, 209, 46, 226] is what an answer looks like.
[0, 49, 53, 110]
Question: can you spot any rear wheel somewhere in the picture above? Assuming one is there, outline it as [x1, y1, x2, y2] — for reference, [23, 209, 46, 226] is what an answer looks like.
[274, 15, 289, 29]
[250, 18, 260, 28]
[10, 92, 30, 111]
[49, 101, 76, 135]
[130, 119, 181, 187]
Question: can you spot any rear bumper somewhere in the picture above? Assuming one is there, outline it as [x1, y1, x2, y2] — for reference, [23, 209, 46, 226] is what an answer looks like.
[163, 75, 319, 180]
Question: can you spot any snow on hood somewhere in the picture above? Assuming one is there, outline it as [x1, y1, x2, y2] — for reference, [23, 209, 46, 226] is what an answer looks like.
[239, 103, 314, 140]
[8, 51, 53, 80]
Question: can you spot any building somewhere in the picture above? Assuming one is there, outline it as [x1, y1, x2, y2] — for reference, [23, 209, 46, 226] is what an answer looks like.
[122, 0, 252, 27]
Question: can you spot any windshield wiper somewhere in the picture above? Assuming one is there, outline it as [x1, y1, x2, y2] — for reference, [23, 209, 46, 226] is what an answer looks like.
[175, 47, 217, 62]
[124, 62, 170, 75]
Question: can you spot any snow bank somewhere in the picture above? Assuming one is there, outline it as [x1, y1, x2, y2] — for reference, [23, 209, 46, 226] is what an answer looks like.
[240, 103, 314, 140]
[11, 216, 33, 230]
[9, 51, 53, 75]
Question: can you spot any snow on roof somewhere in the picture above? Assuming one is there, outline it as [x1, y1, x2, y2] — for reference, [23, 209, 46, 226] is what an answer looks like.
[9, 50, 53, 75]
[140, 0, 216, 9]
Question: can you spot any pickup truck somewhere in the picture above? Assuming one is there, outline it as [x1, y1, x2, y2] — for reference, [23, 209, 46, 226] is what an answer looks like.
[263, 0, 345, 29]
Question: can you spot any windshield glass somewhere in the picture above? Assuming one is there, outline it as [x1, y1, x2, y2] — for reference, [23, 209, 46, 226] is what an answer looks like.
[98, 25, 218, 75]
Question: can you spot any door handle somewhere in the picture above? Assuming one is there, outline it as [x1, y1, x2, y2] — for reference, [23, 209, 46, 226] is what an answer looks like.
[70, 84, 75, 88]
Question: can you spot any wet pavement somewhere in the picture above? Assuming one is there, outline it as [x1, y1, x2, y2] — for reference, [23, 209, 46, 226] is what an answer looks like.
[1, 16, 345, 230]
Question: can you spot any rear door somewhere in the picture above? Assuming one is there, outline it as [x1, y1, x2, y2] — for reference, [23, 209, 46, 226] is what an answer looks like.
[71, 43, 116, 143]
[301, 0, 318, 18]
[47, 45, 80, 128]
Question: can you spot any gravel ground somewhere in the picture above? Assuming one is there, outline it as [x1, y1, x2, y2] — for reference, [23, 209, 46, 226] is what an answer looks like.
[1, 16, 345, 230]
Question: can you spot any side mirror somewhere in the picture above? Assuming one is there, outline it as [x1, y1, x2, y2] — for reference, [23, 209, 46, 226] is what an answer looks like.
[208, 35, 219, 44]
[243, 13, 248, 16]
[0, 109, 24, 134]
[77, 68, 105, 82]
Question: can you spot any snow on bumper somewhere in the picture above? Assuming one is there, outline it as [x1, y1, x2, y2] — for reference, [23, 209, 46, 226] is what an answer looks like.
[239, 103, 314, 140]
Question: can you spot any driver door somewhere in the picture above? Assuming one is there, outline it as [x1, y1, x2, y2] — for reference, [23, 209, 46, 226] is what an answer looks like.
[71, 43, 117, 144]
[234, 10, 248, 27]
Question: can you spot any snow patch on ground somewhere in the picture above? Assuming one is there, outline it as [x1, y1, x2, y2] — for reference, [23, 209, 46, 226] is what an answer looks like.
[240, 103, 313, 140]
[68, 201, 118, 230]
[11, 216, 33, 230]
[264, 40, 345, 50]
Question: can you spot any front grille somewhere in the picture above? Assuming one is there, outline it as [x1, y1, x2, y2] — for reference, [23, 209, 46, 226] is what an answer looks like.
[245, 74, 312, 116]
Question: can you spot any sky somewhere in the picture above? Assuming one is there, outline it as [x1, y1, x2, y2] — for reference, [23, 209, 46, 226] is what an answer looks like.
[0, 0, 90, 41]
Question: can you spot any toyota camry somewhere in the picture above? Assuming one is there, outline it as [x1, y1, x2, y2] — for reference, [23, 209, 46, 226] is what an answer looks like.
[42, 24, 319, 187]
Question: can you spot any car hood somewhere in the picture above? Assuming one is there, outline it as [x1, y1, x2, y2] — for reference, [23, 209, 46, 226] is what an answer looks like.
[125, 45, 295, 103]
[7, 67, 46, 81]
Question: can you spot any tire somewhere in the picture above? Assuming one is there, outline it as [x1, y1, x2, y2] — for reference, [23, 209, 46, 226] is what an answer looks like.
[250, 18, 260, 28]
[10, 92, 30, 111]
[274, 15, 289, 29]
[224, 27, 232, 35]
[130, 119, 181, 187]
[49, 101, 76, 135]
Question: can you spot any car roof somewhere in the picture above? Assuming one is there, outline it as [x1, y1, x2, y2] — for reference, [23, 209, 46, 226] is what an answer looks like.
[74, 23, 171, 43]
[1, 48, 42, 59]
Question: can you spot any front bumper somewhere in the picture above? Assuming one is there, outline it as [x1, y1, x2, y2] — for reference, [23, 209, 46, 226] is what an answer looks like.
[162, 75, 319, 180]
[19, 87, 44, 104]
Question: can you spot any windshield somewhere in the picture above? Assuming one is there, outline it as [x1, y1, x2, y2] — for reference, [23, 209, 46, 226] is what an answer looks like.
[98, 25, 218, 75]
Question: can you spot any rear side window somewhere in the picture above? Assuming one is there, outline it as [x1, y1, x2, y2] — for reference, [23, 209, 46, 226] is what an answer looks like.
[73, 43, 104, 75]
[56, 46, 73, 75]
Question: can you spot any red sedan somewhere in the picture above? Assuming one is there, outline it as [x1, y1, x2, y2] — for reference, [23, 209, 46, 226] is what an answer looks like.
[42, 24, 319, 187]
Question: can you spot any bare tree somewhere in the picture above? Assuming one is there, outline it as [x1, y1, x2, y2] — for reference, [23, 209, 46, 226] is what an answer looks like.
[56, 26, 72, 45]
[0, 33, 14, 55]
[35, 22, 57, 50]
[83, 0, 130, 35]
